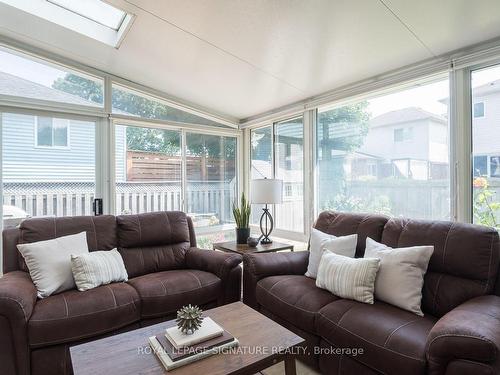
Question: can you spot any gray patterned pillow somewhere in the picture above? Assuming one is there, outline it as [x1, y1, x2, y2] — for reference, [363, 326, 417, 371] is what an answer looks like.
[316, 251, 380, 304]
[71, 249, 128, 291]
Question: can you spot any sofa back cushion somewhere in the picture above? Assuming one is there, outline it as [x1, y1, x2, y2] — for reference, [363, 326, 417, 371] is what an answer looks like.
[17, 215, 117, 272]
[381, 218, 500, 317]
[314, 211, 389, 257]
[116, 211, 190, 277]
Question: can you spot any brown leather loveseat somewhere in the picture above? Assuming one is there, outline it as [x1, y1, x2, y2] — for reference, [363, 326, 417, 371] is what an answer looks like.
[0, 211, 242, 375]
[243, 211, 500, 374]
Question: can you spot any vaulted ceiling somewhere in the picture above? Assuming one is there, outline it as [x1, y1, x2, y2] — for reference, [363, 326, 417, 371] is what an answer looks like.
[1, 0, 500, 121]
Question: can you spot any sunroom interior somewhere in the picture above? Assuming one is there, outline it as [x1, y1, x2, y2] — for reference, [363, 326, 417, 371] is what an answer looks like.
[2, 1, 500, 375]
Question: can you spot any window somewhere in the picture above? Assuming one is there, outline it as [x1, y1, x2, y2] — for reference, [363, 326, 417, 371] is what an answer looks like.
[474, 102, 485, 118]
[36, 117, 69, 147]
[48, 0, 127, 30]
[317, 77, 450, 220]
[250, 126, 273, 224]
[473, 155, 488, 177]
[185, 133, 237, 230]
[0, 47, 103, 107]
[0, 0, 133, 47]
[112, 85, 229, 128]
[114, 125, 182, 215]
[472, 65, 500, 230]
[275, 117, 304, 232]
[394, 127, 413, 142]
[2, 112, 96, 227]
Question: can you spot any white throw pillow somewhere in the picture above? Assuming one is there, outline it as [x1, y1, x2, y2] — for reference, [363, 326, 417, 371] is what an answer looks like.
[316, 251, 380, 304]
[71, 249, 128, 291]
[17, 232, 89, 298]
[305, 228, 357, 278]
[365, 237, 434, 316]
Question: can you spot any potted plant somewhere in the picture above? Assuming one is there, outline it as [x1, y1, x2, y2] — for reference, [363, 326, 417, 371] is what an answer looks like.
[232, 192, 251, 244]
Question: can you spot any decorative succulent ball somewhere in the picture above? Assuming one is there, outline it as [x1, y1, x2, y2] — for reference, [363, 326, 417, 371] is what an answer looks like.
[176, 305, 204, 335]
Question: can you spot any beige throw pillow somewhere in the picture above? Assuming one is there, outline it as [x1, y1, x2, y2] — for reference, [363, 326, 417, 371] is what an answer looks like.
[316, 251, 380, 304]
[17, 232, 89, 298]
[365, 237, 434, 316]
[306, 228, 357, 278]
[71, 249, 128, 291]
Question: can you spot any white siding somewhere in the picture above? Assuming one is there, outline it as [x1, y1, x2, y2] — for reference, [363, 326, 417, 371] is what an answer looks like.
[115, 125, 126, 182]
[473, 92, 500, 155]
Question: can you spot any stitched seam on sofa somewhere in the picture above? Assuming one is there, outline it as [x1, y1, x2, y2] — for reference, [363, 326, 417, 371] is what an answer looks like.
[0, 296, 29, 321]
[484, 231, 495, 293]
[323, 337, 388, 375]
[267, 276, 298, 293]
[136, 215, 142, 243]
[427, 333, 497, 360]
[90, 216, 98, 250]
[163, 211, 172, 245]
[383, 319, 420, 347]
[186, 270, 202, 288]
[318, 312, 425, 362]
[336, 305, 356, 326]
[61, 294, 69, 318]
[432, 274, 444, 314]
[441, 222, 453, 269]
[29, 301, 138, 321]
[139, 280, 221, 298]
[396, 220, 411, 248]
[30, 319, 138, 347]
[159, 278, 169, 296]
[218, 255, 240, 279]
[256, 283, 317, 315]
[444, 358, 495, 374]
[105, 285, 118, 308]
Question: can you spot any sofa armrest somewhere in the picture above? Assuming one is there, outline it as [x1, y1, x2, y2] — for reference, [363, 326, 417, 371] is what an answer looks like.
[0, 271, 38, 375]
[185, 247, 242, 280]
[426, 295, 500, 375]
[243, 251, 309, 308]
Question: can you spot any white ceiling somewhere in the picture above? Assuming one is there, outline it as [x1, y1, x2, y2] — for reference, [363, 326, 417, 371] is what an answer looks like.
[1, 0, 500, 121]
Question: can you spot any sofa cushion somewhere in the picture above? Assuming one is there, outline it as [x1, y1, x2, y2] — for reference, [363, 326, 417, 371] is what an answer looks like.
[128, 269, 221, 318]
[314, 211, 389, 257]
[317, 299, 437, 375]
[117, 212, 191, 277]
[381, 218, 500, 317]
[256, 275, 339, 333]
[28, 282, 140, 347]
[18, 215, 117, 271]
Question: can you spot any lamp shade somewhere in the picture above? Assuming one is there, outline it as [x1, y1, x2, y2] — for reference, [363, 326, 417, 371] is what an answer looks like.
[250, 179, 283, 204]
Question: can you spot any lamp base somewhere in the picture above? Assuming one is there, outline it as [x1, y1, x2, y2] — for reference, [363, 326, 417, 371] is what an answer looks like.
[259, 205, 274, 245]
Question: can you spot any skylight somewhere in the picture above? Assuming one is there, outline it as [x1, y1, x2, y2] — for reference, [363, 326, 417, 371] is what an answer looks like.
[47, 0, 126, 31]
[0, 0, 134, 48]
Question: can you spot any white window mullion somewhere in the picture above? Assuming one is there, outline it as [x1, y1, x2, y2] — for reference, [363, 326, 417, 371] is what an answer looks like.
[450, 67, 472, 223]
[303, 109, 315, 236]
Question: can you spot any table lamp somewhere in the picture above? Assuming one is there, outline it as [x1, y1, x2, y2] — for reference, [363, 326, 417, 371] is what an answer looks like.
[250, 178, 283, 244]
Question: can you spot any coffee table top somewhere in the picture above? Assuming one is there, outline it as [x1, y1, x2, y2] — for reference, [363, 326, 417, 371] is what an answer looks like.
[70, 302, 305, 375]
[213, 240, 294, 255]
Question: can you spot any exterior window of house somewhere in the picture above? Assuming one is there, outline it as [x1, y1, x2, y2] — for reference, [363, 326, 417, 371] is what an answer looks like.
[285, 184, 293, 197]
[472, 65, 500, 230]
[2, 112, 96, 227]
[36, 117, 69, 147]
[317, 77, 450, 220]
[490, 156, 500, 178]
[394, 127, 413, 142]
[473, 155, 488, 177]
[474, 102, 485, 118]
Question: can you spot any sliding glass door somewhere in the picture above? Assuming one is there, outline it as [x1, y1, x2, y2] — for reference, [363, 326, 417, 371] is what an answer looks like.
[1, 111, 97, 228]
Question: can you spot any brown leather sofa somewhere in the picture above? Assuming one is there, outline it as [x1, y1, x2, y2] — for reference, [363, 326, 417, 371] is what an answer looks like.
[0, 211, 242, 375]
[243, 211, 500, 375]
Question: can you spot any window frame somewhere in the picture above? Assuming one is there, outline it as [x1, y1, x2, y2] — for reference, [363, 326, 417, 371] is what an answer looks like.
[34, 116, 71, 149]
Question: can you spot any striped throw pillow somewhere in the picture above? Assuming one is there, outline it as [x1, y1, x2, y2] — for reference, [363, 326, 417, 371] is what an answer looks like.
[316, 251, 380, 304]
[71, 249, 128, 291]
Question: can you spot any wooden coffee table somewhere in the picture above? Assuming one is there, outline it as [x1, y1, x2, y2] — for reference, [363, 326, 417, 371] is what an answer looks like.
[70, 302, 305, 375]
[213, 240, 294, 255]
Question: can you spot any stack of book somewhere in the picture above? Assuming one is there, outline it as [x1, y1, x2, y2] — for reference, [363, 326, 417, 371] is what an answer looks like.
[149, 317, 239, 370]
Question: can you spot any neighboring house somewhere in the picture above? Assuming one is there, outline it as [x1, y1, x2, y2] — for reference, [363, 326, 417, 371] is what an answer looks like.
[356, 107, 449, 180]
[0, 72, 127, 183]
[470, 79, 500, 177]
